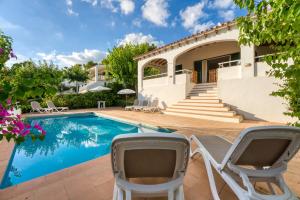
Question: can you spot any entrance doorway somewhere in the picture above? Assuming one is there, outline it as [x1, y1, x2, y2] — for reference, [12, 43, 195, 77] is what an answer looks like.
[207, 56, 230, 83]
[194, 61, 202, 83]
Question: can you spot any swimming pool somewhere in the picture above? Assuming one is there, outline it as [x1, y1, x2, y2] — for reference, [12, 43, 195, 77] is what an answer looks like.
[0, 113, 172, 188]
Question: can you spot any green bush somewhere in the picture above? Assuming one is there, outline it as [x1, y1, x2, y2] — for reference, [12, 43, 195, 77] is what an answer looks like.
[20, 82, 136, 112]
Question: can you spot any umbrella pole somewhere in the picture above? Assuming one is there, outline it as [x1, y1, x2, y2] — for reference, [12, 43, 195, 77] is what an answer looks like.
[125, 95, 127, 107]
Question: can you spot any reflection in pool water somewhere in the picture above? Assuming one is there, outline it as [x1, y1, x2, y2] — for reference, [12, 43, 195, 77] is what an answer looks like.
[0, 113, 172, 188]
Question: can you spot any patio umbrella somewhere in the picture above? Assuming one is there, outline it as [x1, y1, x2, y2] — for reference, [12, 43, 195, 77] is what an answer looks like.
[89, 86, 111, 92]
[117, 89, 136, 106]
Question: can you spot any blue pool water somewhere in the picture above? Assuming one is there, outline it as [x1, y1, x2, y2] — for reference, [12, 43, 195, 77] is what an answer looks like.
[0, 113, 172, 188]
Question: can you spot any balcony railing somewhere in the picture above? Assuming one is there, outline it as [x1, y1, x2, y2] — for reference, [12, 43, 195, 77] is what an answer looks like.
[175, 69, 192, 75]
[218, 59, 241, 68]
[143, 72, 168, 80]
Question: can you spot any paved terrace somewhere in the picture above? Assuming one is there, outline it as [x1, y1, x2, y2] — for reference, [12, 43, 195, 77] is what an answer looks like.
[0, 108, 299, 200]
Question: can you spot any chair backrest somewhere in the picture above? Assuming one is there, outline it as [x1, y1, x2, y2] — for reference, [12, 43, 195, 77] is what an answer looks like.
[142, 100, 148, 106]
[111, 132, 190, 179]
[151, 99, 159, 107]
[46, 101, 56, 109]
[133, 99, 139, 106]
[31, 101, 42, 110]
[221, 126, 300, 169]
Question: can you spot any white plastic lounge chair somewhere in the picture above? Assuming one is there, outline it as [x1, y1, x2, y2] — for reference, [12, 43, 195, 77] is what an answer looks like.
[111, 132, 190, 200]
[125, 99, 139, 111]
[46, 101, 69, 112]
[143, 99, 160, 112]
[30, 101, 52, 113]
[190, 126, 300, 200]
[133, 100, 149, 111]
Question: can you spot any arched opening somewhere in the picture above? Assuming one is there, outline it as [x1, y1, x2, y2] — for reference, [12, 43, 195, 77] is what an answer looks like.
[142, 58, 168, 80]
[174, 41, 240, 83]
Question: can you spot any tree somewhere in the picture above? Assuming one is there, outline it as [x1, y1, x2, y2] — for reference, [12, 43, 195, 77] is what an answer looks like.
[64, 64, 89, 93]
[0, 30, 14, 69]
[84, 60, 97, 69]
[234, 0, 300, 126]
[7, 61, 63, 102]
[102, 43, 156, 90]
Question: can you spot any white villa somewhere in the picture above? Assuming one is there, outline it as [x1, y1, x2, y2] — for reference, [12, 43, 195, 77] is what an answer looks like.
[79, 64, 111, 92]
[135, 21, 290, 123]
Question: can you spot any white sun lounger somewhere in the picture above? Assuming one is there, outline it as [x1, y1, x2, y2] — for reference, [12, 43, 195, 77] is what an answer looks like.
[46, 101, 69, 112]
[190, 126, 300, 200]
[111, 132, 190, 200]
[143, 99, 160, 112]
[133, 100, 149, 111]
[30, 101, 52, 113]
[125, 99, 139, 111]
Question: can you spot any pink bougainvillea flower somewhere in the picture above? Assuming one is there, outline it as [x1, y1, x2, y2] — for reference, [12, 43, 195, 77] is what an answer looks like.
[33, 123, 43, 131]
[6, 98, 12, 105]
[0, 48, 3, 55]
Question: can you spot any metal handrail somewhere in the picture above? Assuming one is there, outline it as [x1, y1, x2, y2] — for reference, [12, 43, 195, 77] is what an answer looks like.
[218, 59, 241, 68]
[255, 53, 277, 62]
[175, 69, 192, 75]
[143, 72, 168, 80]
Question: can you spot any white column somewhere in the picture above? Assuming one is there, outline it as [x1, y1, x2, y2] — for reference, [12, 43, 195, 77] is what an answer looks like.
[167, 60, 175, 85]
[95, 65, 99, 82]
[240, 44, 255, 78]
[137, 62, 143, 91]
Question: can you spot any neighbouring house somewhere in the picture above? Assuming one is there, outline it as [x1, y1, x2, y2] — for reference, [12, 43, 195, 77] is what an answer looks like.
[135, 21, 292, 123]
[79, 64, 112, 92]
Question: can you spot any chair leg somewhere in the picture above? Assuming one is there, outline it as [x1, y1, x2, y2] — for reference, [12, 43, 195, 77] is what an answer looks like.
[168, 189, 174, 200]
[202, 155, 221, 200]
[113, 183, 118, 200]
[125, 189, 132, 200]
[175, 185, 184, 200]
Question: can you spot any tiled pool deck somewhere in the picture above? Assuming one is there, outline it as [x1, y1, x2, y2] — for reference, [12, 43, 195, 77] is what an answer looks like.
[0, 108, 299, 200]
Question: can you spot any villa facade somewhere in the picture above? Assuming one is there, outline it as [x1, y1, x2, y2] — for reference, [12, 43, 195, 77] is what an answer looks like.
[135, 21, 291, 123]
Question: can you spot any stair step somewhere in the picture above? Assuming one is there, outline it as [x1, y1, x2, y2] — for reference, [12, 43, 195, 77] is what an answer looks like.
[166, 108, 236, 117]
[163, 111, 243, 123]
[197, 93, 218, 97]
[195, 83, 217, 86]
[191, 87, 217, 91]
[180, 99, 220, 103]
[171, 105, 230, 111]
[176, 102, 225, 107]
[189, 96, 219, 100]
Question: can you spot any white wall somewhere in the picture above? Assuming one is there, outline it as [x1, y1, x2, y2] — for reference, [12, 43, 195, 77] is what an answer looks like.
[218, 65, 242, 80]
[139, 73, 193, 108]
[218, 77, 291, 123]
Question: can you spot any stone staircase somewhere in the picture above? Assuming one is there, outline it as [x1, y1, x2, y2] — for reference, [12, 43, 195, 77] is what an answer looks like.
[163, 83, 243, 123]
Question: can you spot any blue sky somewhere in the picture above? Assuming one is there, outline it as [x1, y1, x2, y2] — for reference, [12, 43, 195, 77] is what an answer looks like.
[0, 0, 245, 67]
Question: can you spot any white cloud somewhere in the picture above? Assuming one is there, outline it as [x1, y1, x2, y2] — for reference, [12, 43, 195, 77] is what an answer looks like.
[36, 49, 107, 67]
[66, 0, 79, 16]
[54, 32, 64, 40]
[119, 0, 135, 15]
[193, 21, 214, 33]
[142, 0, 170, 27]
[100, 0, 118, 12]
[132, 18, 142, 27]
[81, 0, 98, 6]
[219, 10, 235, 21]
[5, 53, 29, 67]
[180, 1, 213, 33]
[0, 17, 23, 31]
[209, 0, 234, 9]
[118, 33, 164, 46]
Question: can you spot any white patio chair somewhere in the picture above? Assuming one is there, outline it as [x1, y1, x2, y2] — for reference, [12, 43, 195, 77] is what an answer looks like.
[125, 99, 139, 111]
[133, 100, 149, 111]
[46, 101, 69, 112]
[143, 99, 160, 112]
[111, 132, 190, 200]
[30, 101, 52, 113]
[190, 126, 300, 200]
